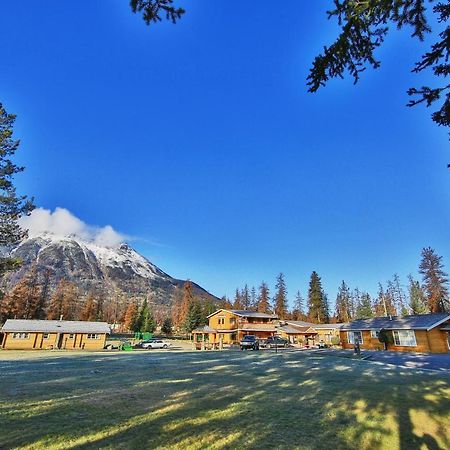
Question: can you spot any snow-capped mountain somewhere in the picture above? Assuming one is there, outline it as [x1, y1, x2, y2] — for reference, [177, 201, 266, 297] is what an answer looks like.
[2, 233, 217, 315]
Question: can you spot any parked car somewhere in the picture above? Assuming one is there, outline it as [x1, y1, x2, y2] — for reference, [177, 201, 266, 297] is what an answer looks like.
[258, 338, 268, 348]
[240, 335, 260, 350]
[266, 336, 289, 348]
[141, 339, 171, 349]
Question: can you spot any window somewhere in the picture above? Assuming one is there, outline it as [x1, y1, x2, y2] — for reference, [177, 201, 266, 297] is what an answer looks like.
[393, 330, 417, 347]
[217, 317, 225, 325]
[12, 333, 29, 339]
[43, 333, 50, 339]
[347, 331, 363, 344]
[87, 333, 100, 340]
[230, 317, 236, 325]
[370, 330, 380, 338]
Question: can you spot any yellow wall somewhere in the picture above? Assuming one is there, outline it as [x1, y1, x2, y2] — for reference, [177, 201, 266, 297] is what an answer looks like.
[340, 327, 450, 354]
[2, 332, 107, 350]
[209, 310, 239, 331]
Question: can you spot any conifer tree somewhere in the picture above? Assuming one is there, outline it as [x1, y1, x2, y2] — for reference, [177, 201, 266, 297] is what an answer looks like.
[172, 281, 194, 330]
[0, 266, 41, 319]
[291, 290, 306, 321]
[47, 279, 78, 320]
[307, 271, 329, 324]
[355, 292, 374, 319]
[387, 274, 408, 316]
[171, 287, 184, 330]
[80, 293, 97, 321]
[257, 282, 271, 313]
[335, 281, 352, 323]
[273, 273, 288, 319]
[201, 298, 216, 325]
[349, 288, 360, 319]
[250, 286, 257, 310]
[183, 298, 202, 333]
[407, 274, 429, 314]
[137, 298, 156, 333]
[161, 317, 173, 335]
[0, 103, 34, 277]
[241, 285, 251, 310]
[123, 301, 138, 331]
[35, 268, 52, 320]
[419, 247, 449, 312]
[218, 295, 232, 309]
[233, 288, 243, 310]
[374, 283, 396, 317]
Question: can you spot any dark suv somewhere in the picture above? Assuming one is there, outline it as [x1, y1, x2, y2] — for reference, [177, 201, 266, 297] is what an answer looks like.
[240, 335, 259, 350]
[266, 336, 289, 348]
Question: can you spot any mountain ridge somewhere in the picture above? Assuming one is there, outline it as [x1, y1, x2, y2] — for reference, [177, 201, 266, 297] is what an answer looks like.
[1, 233, 218, 319]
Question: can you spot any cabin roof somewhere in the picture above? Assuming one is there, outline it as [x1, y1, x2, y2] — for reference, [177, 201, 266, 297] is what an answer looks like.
[278, 325, 317, 335]
[207, 309, 278, 319]
[284, 320, 343, 329]
[1, 319, 111, 334]
[192, 325, 218, 334]
[340, 313, 450, 331]
[240, 323, 277, 332]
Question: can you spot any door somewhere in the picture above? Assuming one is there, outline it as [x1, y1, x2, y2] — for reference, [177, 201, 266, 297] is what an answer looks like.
[56, 333, 64, 349]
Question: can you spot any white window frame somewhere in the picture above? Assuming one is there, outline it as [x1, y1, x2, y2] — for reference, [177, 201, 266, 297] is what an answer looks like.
[12, 332, 29, 339]
[370, 330, 380, 338]
[87, 333, 100, 340]
[392, 330, 417, 347]
[347, 331, 363, 344]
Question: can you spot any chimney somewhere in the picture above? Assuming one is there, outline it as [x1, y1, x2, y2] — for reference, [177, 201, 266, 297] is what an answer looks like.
[389, 315, 392, 321]
[59, 315, 63, 322]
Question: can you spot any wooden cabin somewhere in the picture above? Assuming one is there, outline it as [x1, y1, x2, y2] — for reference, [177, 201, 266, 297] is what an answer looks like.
[192, 309, 278, 348]
[340, 313, 450, 353]
[278, 320, 342, 346]
[0, 319, 110, 350]
[277, 323, 317, 345]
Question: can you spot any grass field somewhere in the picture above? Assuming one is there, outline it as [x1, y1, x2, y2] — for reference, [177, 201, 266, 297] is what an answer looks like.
[0, 350, 449, 450]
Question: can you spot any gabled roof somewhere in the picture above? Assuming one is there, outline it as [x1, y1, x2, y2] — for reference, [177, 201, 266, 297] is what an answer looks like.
[284, 320, 342, 330]
[1, 319, 111, 334]
[240, 323, 277, 332]
[340, 313, 450, 331]
[284, 320, 316, 327]
[192, 325, 218, 334]
[278, 325, 317, 335]
[207, 309, 278, 319]
[311, 323, 344, 330]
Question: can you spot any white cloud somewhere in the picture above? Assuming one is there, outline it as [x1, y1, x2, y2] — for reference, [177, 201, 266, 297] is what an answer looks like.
[19, 207, 127, 248]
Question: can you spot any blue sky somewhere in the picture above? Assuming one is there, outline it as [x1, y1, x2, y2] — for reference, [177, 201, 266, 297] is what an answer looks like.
[1, 1, 449, 306]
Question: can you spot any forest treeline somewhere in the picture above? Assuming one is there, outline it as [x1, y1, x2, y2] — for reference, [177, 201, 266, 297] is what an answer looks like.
[224, 247, 450, 324]
[0, 247, 448, 332]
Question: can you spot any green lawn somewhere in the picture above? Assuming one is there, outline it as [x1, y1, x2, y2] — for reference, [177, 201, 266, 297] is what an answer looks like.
[0, 350, 449, 449]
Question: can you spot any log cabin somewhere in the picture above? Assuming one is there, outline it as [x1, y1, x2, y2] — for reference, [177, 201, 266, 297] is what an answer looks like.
[192, 309, 278, 348]
[278, 320, 342, 346]
[340, 313, 450, 353]
[0, 319, 110, 350]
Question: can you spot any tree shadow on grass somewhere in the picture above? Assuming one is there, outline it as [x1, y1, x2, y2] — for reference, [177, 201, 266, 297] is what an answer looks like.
[0, 351, 449, 449]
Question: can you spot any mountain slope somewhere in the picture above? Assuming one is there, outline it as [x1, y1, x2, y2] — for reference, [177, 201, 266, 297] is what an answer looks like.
[2, 233, 217, 317]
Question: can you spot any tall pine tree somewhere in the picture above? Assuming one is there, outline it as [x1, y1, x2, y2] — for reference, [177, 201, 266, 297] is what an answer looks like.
[291, 290, 306, 321]
[0, 103, 34, 277]
[257, 282, 271, 313]
[307, 271, 329, 324]
[273, 273, 288, 319]
[419, 247, 449, 312]
[335, 281, 351, 323]
[407, 274, 429, 314]
[355, 292, 374, 319]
